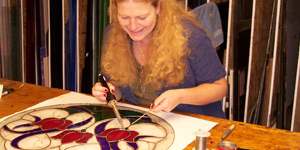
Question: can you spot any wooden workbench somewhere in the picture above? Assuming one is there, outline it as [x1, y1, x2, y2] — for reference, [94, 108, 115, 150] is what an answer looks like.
[1, 78, 300, 149]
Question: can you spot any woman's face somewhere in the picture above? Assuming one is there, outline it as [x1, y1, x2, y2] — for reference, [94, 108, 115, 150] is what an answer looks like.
[117, 1, 160, 42]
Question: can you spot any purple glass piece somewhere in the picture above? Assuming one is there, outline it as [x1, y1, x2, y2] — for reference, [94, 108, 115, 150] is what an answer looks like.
[67, 117, 93, 129]
[96, 136, 110, 150]
[128, 142, 138, 149]
[94, 120, 110, 134]
[110, 141, 119, 150]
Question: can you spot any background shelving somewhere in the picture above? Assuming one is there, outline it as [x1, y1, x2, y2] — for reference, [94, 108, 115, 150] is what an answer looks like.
[1, 0, 300, 132]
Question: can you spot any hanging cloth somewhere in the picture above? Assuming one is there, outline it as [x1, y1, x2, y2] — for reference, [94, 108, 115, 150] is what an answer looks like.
[192, 2, 224, 47]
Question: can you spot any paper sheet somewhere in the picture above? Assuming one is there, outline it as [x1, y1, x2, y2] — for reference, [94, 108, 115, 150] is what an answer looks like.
[0, 92, 217, 150]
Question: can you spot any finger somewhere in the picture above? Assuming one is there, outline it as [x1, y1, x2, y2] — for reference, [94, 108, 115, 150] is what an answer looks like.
[152, 97, 167, 113]
[94, 93, 107, 102]
[93, 83, 109, 92]
[92, 88, 104, 97]
[153, 94, 166, 108]
[92, 83, 108, 102]
[107, 82, 115, 94]
[154, 100, 172, 113]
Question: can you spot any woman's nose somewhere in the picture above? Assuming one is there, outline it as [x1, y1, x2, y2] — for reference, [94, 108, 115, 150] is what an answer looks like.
[129, 19, 139, 30]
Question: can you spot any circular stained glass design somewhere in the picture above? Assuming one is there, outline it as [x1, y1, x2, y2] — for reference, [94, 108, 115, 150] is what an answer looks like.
[0, 104, 175, 150]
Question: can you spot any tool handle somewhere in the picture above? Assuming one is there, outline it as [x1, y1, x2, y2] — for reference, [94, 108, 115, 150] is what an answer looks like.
[98, 74, 117, 104]
[220, 124, 236, 142]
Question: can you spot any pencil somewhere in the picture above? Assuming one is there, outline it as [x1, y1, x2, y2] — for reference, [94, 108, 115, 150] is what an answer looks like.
[220, 124, 236, 142]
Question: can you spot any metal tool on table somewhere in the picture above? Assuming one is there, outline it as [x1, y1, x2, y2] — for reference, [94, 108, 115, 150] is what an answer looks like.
[220, 124, 236, 142]
[2, 87, 15, 96]
[98, 74, 124, 129]
[131, 104, 153, 125]
[217, 124, 251, 150]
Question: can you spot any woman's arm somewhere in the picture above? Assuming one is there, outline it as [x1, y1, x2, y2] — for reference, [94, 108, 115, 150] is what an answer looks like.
[152, 77, 227, 113]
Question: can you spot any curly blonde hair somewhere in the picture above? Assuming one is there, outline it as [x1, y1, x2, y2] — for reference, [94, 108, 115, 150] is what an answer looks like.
[101, 0, 197, 90]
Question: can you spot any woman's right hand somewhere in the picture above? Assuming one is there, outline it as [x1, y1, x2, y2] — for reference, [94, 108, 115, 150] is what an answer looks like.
[92, 82, 116, 102]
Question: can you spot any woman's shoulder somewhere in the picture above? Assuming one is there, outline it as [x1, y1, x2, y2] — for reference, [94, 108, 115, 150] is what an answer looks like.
[180, 18, 212, 49]
[181, 18, 207, 36]
[181, 18, 212, 48]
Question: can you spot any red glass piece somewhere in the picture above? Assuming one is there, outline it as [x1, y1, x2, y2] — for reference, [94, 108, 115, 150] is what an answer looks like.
[61, 131, 85, 144]
[57, 120, 73, 130]
[77, 133, 93, 143]
[33, 118, 57, 125]
[124, 131, 139, 142]
[97, 128, 118, 136]
[41, 119, 65, 130]
[52, 130, 77, 139]
[107, 130, 130, 141]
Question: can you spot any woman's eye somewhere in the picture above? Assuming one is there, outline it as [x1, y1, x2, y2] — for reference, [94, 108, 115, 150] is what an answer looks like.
[121, 16, 129, 19]
[138, 17, 146, 20]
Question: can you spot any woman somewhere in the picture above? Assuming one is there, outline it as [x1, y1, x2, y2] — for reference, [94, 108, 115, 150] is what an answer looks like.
[92, 0, 228, 118]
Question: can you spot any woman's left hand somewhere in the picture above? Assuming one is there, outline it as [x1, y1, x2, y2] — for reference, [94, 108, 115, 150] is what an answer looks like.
[151, 77, 228, 113]
[151, 89, 183, 113]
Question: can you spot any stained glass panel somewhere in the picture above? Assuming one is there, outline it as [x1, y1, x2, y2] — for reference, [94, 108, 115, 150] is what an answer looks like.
[0, 104, 174, 150]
